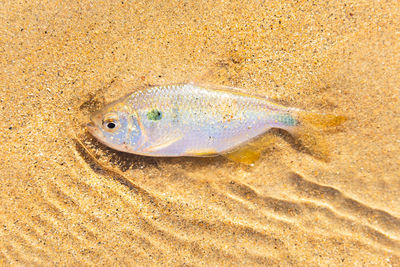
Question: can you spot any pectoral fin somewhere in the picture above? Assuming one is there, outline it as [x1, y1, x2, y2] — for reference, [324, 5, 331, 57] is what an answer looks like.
[143, 135, 183, 153]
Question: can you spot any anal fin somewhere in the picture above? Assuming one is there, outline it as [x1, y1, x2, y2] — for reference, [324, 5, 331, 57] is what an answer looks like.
[223, 133, 280, 165]
[223, 146, 261, 165]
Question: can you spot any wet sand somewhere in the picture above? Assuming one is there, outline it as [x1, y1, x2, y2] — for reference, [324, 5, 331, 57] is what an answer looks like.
[1, 0, 400, 265]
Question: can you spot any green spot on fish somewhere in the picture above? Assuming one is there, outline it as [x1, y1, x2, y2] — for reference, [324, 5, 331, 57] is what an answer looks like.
[147, 109, 162, 121]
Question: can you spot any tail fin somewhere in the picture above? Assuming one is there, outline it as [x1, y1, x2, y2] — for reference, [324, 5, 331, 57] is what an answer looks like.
[296, 111, 347, 129]
[288, 111, 347, 159]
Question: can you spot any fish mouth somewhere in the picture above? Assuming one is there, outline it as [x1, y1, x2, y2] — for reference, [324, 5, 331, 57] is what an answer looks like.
[86, 110, 103, 135]
[86, 122, 96, 133]
[86, 122, 102, 140]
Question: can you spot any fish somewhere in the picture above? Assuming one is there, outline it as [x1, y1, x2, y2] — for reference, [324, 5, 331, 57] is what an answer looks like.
[86, 83, 347, 164]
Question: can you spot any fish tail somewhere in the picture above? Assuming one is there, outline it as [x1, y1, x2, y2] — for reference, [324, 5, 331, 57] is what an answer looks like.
[294, 111, 347, 129]
[287, 111, 347, 159]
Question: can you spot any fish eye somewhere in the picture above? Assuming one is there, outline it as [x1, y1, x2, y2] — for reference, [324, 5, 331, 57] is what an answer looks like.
[102, 113, 120, 132]
[102, 119, 120, 132]
[106, 122, 116, 129]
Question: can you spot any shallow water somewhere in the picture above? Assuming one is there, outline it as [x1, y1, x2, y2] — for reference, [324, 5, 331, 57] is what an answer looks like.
[1, 0, 400, 265]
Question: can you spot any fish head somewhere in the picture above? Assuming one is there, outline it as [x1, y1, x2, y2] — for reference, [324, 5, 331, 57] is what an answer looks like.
[86, 100, 142, 153]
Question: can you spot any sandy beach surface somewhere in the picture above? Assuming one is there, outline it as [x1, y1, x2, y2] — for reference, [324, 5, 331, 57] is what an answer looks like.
[1, 0, 399, 265]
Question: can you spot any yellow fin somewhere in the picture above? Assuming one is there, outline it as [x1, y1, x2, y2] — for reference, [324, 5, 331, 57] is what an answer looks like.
[223, 146, 261, 165]
[185, 149, 217, 157]
[249, 132, 281, 148]
[291, 125, 330, 160]
[223, 133, 281, 165]
[288, 111, 347, 160]
[296, 111, 347, 129]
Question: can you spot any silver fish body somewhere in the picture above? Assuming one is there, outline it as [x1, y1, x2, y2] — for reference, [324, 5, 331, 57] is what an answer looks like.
[87, 83, 300, 157]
